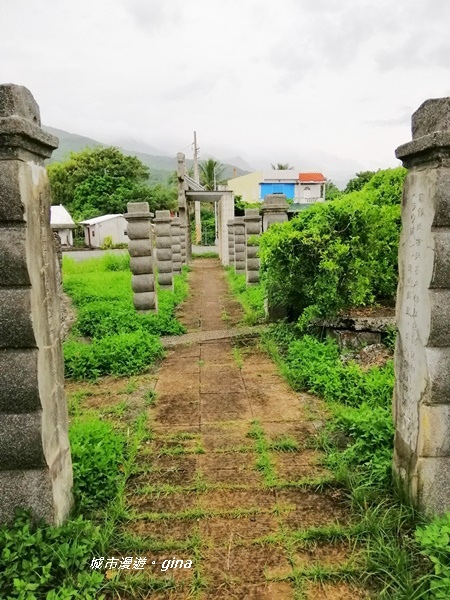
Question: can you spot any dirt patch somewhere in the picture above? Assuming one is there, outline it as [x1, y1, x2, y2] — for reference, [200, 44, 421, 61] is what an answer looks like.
[128, 491, 198, 514]
[200, 514, 279, 544]
[292, 540, 358, 568]
[154, 393, 200, 426]
[133, 456, 198, 487]
[274, 451, 330, 481]
[303, 581, 371, 599]
[200, 392, 252, 422]
[200, 341, 235, 362]
[127, 518, 198, 542]
[203, 545, 291, 589]
[203, 581, 294, 600]
[201, 422, 253, 452]
[276, 489, 350, 530]
[198, 488, 276, 511]
[197, 453, 259, 485]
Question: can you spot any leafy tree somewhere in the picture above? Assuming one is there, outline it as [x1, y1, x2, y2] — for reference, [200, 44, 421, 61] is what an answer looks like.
[325, 180, 341, 201]
[344, 171, 376, 194]
[48, 146, 174, 221]
[271, 162, 294, 170]
[199, 159, 226, 191]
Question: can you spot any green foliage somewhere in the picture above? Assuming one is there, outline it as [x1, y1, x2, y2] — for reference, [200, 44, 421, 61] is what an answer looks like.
[259, 167, 406, 320]
[63, 256, 188, 379]
[64, 330, 164, 379]
[270, 162, 293, 170]
[415, 514, 450, 598]
[225, 268, 265, 325]
[344, 170, 377, 194]
[101, 235, 113, 250]
[234, 195, 261, 216]
[70, 416, 125, 513]
[0, 512, 104, 599]
[199, 159, 226, 191]
[325, 180, 341, 201]
[48, 146, 177, 222]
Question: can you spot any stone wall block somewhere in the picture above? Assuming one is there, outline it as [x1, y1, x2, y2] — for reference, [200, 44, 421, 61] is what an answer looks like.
[156, 237, 172, 250]
[0, 412, 47, 469]
[0, 225, 29, 286]
[157, 248, 172, 262]
[425, 347, 450, 403]
[246, 257, 260, 271]
[158, 273, 173, 287]
[0, 470, 54, 524]
[128, 239, 152, 257]
[127, 221, 151, 240]
[0, 289, 35, 348]
[0, 349, 39, 412]
[430, 232, 450, 288]
[418, 404, 450, 456]
[131, 274, 155, 294]
[429, 290, 450, 346]
[130, 256, 153, 275]
[0, 161, 25, 222]
[133, 292, 156, 311]
[417, 457, 450, 516]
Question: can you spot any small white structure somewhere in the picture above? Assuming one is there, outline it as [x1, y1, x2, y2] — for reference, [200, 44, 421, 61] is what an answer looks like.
[50, 204, 76, 246]
[297, 173, 326, 203]
[79, 214, 128, 248]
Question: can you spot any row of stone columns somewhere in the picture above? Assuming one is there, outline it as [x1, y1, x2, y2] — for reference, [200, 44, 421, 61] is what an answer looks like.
[124, 203, 188, 313]
[227, 209, 262, 285]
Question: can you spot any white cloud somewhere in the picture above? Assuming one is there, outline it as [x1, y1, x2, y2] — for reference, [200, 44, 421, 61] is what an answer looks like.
[0, 0, 449, 183]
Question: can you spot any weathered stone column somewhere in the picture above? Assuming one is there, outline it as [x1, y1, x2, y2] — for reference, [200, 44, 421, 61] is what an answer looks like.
[177, 152, 191, 264]
[233, 217, 246, 274]
[394, 97, 450, 514]
[227, 220, 235, 267]
[180, 222, 187, 265]
[124, 202, 157, 312]
[154, 210, 173, 291]
[244, 209, 262, 285]
[171, 217, 182, 275]
[261, 193, 289, 231]
[0, 84, 73, 524]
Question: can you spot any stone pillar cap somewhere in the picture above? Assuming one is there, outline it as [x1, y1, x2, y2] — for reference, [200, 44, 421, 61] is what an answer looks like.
[0, 84, 58, 157]
[227, 219, 235, 226]
[244, 208, 261, 220]
[396, 96, 450, 163]
[154, 210, 171, 221]
[124, 201, 153, 220]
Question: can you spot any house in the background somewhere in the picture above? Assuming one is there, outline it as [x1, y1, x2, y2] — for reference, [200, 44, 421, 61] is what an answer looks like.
[50, 205, 76, 246]
[227, 171, 263, 202]
[227, 170, 327, 206]
[79, 214, 128, 248]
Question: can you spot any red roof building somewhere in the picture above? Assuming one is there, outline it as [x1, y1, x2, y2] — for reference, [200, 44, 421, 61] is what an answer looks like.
[298, 172, 326, 183]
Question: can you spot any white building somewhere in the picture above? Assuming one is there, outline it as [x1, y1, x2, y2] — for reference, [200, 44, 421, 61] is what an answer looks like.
[50, 205, 76, 246]
[79, 214, 128, 248]
[297, 173, 326, 203]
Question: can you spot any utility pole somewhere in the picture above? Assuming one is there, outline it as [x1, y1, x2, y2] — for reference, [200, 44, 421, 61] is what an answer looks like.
[193, 131, 201, 244]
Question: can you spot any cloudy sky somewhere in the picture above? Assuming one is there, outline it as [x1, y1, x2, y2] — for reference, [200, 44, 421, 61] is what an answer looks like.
[1, 0, 449, 185]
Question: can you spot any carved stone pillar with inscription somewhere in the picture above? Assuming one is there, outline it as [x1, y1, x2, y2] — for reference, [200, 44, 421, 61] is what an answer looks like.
[394, 97, 450, 514]
[0, 84, 73, 524]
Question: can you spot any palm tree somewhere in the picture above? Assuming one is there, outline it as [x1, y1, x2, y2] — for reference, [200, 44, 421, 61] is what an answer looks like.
[271, 162, 294, 170]
[199, 159, 226, 191]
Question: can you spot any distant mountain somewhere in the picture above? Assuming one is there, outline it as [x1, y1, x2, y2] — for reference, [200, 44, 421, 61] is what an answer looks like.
[223, 156, 255, 173]
[43, 126, 250, 184]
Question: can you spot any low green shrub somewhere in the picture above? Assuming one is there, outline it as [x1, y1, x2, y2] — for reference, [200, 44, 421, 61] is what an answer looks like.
[70, 416, 125, 513]
[415, 514, 450, 598]
[64, 331, 164, 379]
[0, 512, 104, 599]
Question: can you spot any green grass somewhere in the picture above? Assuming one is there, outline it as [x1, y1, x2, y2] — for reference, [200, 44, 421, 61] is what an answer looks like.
[225, 267, 265, 325]
[62, 255, 189, 379]
[191, 251, 219, 259]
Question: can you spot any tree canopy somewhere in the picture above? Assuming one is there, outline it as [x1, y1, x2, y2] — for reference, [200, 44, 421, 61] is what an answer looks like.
[344, 171, 377, 194]
[48, 146, 176, 221]
[271, 162, 294, 170]
[199, 159, 226, 191]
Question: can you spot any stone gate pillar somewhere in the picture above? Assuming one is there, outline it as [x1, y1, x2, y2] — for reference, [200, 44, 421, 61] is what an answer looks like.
[261, 193, 289, 231]
[227, 220, 235, 267]
[180, 222, 187, 265]
[154, 210, 173, 291]
[233, 217, 246, 275]
[394, 97, 450, 514]
[124, 202, 157, 312]
[171, 217, 182, 275]
[177, 152, 191, 264]
[244, 209, 261, 285]
[0, 84, 73, 524]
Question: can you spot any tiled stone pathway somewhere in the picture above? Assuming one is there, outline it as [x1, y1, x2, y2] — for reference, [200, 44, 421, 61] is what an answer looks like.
[124, 260, 369, 599]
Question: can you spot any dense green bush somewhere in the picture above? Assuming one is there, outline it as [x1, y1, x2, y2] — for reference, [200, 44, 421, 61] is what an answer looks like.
[70, 416, 125, 512]
[0, 512, 103, 599]
[64, 330, 164, 379]
[416, 514, 450, 598]
[62, 255, 188, 379]
[259, 168, 405, 321]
